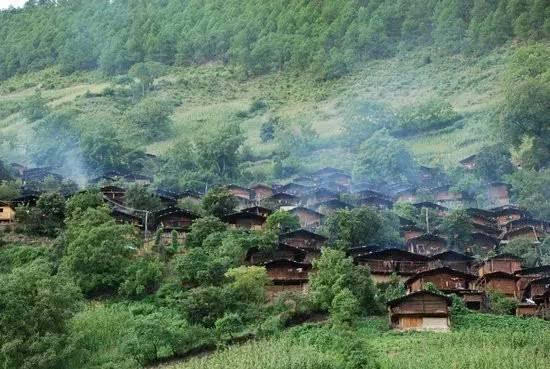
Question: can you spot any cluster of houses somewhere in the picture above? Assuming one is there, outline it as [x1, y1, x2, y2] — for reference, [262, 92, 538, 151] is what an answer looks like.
[2, 162, 550, 330]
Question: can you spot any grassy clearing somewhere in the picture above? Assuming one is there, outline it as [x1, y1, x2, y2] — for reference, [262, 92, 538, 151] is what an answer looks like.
[163, 314, 550, 369]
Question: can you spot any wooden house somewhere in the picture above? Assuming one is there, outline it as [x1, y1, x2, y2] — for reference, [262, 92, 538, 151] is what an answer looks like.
[111, 208, 144, 229]
[101, 185, 126, 204]
[471, 222, 501, 238]
[153, 207, 198, 232]
[313, 199, 353, 215]
[432, 185, 467, 207]
[500, 226, 543, 244]
[478, 253, 523, 277]
[242, 206, 273, 218]
[487, 182, 511, 206]
[429, 251, 474, 274]
[222, 212, 266, 230]
[515, 265, 550, 298]
[276, 183, 312, 197]
[154, 189, 179, 208]
[288, 207, 324, 230]
[22, 167, 63, 183]
[387, 291, 452, 331]
[0, 201, 16, 223]
[321, 172, 352, 190]
[301, 188, 339, 207]
[466, 232, 498, 256]
[406, 267, 477, 293]
[393, 188, 418, 204]
[412, 202, 448, 216]
[400, 225, 426, 242]
[358, 196, 393, 210]
[279, 229, 327, 251]
[459, 154, 477, 170]
[477, 272, 519, 298]
[466, 208, 497, 227]
[521, 277, 550, 301]
[491, 205, 529, 227]
[246, 243, 306, 265]
[264, 259, 312, 298]
[355, 248, 430, 283]
[407, 233, 447, 256]
[503, 218, 550, 234]
[249, 184, 273, 201]
[226, 184, 252, 200]
[262, 193, 300, 208]
[533, 290, 550, 319]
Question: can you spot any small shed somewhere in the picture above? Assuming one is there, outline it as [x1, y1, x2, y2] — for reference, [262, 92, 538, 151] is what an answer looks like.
[406, 267, 477, 293]
[0, 201, 16, 223]
[387, 291, 452, 331]
[478, 253, 523, 277]
[222, 212, 266, 230]
[279, 229, 327, 251]
[407, 233, 447, 256]
[476, 271, 519, 298]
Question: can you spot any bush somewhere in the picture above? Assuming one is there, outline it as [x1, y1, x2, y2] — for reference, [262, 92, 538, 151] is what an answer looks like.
[394, 99, 461, 136]
[330, 288, 361, 327]
[119, 256, 163, 299]
[487, 291, 517, 315]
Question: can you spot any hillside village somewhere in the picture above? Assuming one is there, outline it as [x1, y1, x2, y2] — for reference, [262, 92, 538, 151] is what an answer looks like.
[2, 154, 549, 331]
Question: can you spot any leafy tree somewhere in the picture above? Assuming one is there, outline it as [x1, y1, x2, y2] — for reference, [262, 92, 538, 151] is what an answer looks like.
[173, 248, 229, 287]
[506, 169, 550, 219]
[501, 238, 538, 267]
[65, 189, 105, 221]
[265, 210, 300, 234]
[180, 286, 230, 327]
[186, 216, 227, 248]
[341, 101, 395, 150]
[119, 256, 163, 298]
[0, 180, 20, 200]
[394, 98, 461, 135]
[309, 248, 379, 313]
[123, 98, 174, 143]
[259, 117, 280, 142]
[22, 90, 49, 121]
[474, 144, 515, 182]
[322, 208, 383, 250]
[125, 184, 162, 211]
[225, 266, 270, 305]
[202, 187, 238, 218]
[215, 313, 244, 341]
[17, 192, 66, 237]
[0, 260, 82, 369]
[487, 291, 517, 315]
[60, 207, 139, 295]
[353, 129, 418, 186]
[499, 45, 550, 170]
[440, 210, 474, 252]
[330, 288, 361, 327]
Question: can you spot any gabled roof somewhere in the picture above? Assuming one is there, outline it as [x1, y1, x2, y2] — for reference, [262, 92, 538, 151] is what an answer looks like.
[478, 271, 519, 281]
[501, 226, 541, 240]
[504, 218, 550, 229]
[490, 205, 530, 216]
[222, 212, 266, 223]
[387, 290, 452, 307]
[154, 206, 199, 220]
[407, 233, 447, 243]
[398, 216, 416, 226]
[356, 248, 430, 261]
[358, 196, 393, 207]
[413, 202, 448, 211]
[246, 243, 306, 262]
[471, 232, 499, 244]
[249, 183, 273, 190]
[266, 192, 298, 200]
[280, 229, 328, 241]
[264, 259, 312, 269]
[242, 206, 274, 215]
[347, 245, 382, 257]
[459, 154, 477, 164]
[400, 224, 425, 232]
[430, 250, 474, 261]
[0, 201, 15, 208]
[288, 206, 324, 217]
[486, 253, 523, 262]
[353, 189, 389, 199]
[515, 265, 550, 276]
[466, 207, 496, 219]
[406, 267, 477, 285]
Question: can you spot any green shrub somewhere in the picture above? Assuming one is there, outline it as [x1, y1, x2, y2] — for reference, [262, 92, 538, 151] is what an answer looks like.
[394, 99, 461, 136]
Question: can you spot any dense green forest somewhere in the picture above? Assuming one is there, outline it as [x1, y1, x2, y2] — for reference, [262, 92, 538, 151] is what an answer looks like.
[1, 0, 549, 81]
[1, 1, 550, 369]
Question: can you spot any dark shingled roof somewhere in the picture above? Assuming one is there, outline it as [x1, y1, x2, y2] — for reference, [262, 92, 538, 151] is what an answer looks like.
[280, 229, 328, 241]
[430, 250, 474, 261]
[405, 267, 477, 286]
[387, 290, 452, 307]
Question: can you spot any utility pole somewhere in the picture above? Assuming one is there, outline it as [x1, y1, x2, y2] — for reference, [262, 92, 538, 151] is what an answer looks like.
[425, 207, 430, 233]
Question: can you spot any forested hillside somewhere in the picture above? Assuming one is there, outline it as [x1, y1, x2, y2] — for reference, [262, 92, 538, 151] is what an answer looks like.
[1, 2, 550, 369]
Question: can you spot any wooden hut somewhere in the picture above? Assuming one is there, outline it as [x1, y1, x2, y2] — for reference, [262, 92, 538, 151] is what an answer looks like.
[407, 233, 447, 256]
[262, 193, 300, 208]
[301, 188, 339, 207]
[355, 248, 430, 283]
[101, 185, 126, 204]
[515, 265, 550, 298]
[466, 208, 497, 227]
[400, 225, 425, 242]
[393, 188, 418, 204]
[406, 267, 477, 293]
[387, 291, 452, 331]
[478, 253, 523, 277]
[226, 184, 252, 200]
[459, 154, 477, 170]
[0, 201, 16, 224]
[288, 207, 324, 230]
[500, 226, 543, 244]
[431, 185, 467, 207]
[246, 244, 306, 265]
[477, 272, 519, 298]
[487, 182, 511, 206]
[466, 232, 498, 256]
[276, 183, 312, 197]
[313, 199, 353, 215]
[522, 277, 550, 301]
[264, 259, 312, 298]
[249, 184, 273, 201]
[491, 205, 529, 227]
[153, 207, 198, 232]
[429, 251, 474, 273]
[222, 212, 266, 230]
[279, 229, 327, 251]
[111, 208, 144, 229]
[242, 206, 273, 218]
[358, 196, 393, 210]
[533, 290, 550, 319]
